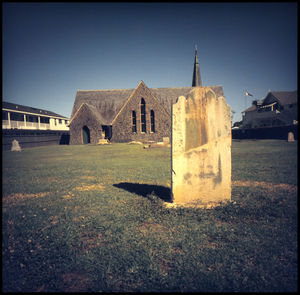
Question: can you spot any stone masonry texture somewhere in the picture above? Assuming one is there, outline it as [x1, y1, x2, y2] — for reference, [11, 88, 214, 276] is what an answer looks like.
[112, 82, 171, 142]
[69, 104, 103, 145]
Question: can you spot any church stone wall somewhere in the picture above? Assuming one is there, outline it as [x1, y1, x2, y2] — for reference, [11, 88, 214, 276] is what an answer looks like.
[111, 82, 171, 143]
[69, 104, 103, 145]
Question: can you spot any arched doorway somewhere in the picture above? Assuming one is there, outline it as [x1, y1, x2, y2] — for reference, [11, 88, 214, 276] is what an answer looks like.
[82, 126, 90, 144]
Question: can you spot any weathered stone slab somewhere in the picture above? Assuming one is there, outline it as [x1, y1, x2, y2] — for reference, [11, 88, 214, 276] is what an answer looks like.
[171, 87, 231, 206]
[163, 137, 170, 145]
[128, 141, 143, 145]
[11, 139, 22, 152]
[97, 138, 110, 145]
[288, 131, 295, 142]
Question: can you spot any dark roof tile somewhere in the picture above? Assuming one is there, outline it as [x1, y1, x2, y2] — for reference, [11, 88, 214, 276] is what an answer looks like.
[2, 101, 68, 119]
[71, 89, 133, 125]
[270, 91, 297, 105]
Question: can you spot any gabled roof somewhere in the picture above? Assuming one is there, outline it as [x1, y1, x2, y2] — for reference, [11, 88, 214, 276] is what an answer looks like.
[151, 85, 224, 104]
[111, 81, 150, 124]
[71, 89, 134, 125]
[2, 101, 68, 119]
[243, 90, 297, 113]
[69, 102, 109, 125]
[71, 83, 224, 124]
[268, 91, 297, 106]
[85, 103, 108, 123]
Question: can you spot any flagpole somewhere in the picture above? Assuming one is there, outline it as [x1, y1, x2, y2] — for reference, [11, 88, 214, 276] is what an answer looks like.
[244, 91, 254, 110]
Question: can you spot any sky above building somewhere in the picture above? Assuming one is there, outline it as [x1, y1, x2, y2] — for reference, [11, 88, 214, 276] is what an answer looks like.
[3, 2, 297, 123]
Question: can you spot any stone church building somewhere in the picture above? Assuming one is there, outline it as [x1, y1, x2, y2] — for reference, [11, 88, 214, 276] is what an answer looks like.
[69, 48, 224, 144]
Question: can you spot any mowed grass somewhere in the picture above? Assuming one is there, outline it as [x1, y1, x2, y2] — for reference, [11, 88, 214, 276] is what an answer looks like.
[2, 140, 297, 292]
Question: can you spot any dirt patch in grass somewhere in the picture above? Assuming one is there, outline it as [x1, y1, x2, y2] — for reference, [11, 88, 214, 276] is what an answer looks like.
[81, 176, 96, 180]
[63, 193, 75, 199]
[233, 180, 297, 193]
[72, 216, 86, 222]
[73, 184, 104, 191]
[2, 192, 49, 206]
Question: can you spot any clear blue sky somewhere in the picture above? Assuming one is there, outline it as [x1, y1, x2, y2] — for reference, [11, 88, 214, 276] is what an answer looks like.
[3, 2, 297, 123]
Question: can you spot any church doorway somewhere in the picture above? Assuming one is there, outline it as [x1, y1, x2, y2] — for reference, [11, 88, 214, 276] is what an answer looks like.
[82, 126, 90, 144]
[102, 125, 112, 140]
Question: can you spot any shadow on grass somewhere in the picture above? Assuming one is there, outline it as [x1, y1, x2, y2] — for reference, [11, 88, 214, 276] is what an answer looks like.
[113, 182, 172, 203]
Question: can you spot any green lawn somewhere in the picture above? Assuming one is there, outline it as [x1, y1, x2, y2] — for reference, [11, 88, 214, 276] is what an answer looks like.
[2, 140, 298, 292]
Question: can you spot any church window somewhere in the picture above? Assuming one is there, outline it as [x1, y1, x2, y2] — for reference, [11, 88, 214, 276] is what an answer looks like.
[132, 111, 137, 133]
[141, 98, 146, 133]
[150, 110, 155, 133]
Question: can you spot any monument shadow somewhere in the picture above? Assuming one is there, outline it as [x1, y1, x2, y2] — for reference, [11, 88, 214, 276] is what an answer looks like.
[113, 182, 172, 203]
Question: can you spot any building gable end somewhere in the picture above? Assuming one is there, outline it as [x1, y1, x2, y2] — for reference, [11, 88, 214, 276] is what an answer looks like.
[69, 103, 102, 126]
[69, 103, 87, 125]
[111, 81, 146, 125]
[110, 81, 172, 142]
[111, 81, 171, 126]
[263, 93, 280, 107]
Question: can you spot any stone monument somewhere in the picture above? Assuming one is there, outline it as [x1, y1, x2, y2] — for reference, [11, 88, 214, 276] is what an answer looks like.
[11, 139, 22, 152]
[288, 131, 295, 142]
[97, 138, 110, 145]
[171, 87, 231, 206]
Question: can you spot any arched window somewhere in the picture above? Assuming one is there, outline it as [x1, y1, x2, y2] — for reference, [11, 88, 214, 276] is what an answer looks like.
[150, 110, 155, 133]
[141, 98, 146, 133]
[132, 111, 137, 133]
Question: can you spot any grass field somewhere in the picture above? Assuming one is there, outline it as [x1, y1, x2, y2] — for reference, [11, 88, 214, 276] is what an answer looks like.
[2, 140, 298, 292]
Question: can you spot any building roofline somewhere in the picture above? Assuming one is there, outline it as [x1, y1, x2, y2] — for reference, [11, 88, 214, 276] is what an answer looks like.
[69, 102, 86, 125]
[76, 88, 134, 92]
[76, 85, 224, 92]
[2, 101, 69, 119]
[111, 81, 144, 125]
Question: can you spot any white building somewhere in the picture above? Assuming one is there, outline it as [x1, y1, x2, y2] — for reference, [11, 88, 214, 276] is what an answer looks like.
[2, 101, 69, 131]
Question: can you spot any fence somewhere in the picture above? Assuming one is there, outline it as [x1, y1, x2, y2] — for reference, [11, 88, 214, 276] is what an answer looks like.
[2, 120, 51, 130]
[2, 129, 70, 151]
[232, 125, 298, 140]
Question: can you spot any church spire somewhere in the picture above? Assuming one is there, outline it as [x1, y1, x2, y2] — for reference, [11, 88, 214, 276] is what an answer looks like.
[192, 45, 202, 87]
